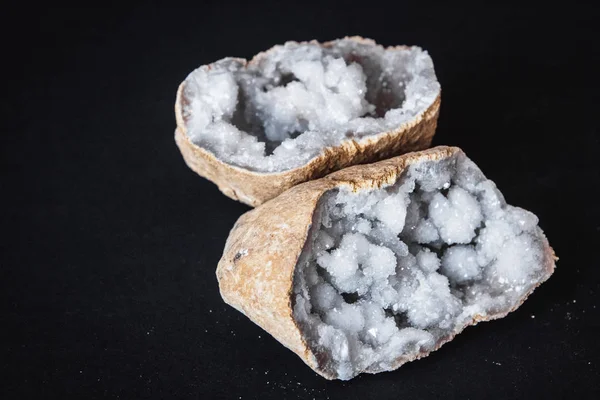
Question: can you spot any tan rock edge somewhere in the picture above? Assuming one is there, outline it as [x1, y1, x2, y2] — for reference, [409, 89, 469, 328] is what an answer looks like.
[175, 37, 441, 207]
[216, 146, 557, 379]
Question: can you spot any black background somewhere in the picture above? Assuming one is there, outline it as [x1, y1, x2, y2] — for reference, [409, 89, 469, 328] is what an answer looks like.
[2, 2, 599, 399]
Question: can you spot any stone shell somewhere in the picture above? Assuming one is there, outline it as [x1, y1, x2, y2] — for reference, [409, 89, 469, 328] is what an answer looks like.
[215, 146, 557, 379]
[175, 37, 441, 207]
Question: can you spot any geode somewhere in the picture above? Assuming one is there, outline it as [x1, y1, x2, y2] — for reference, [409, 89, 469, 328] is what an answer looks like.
[216, 146, 556, 380]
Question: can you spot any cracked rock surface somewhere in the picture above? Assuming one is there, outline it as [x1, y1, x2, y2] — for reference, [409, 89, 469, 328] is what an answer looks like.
[216, 147, 555, 380]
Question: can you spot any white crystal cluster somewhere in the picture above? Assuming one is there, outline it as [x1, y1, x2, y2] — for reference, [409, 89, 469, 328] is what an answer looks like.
[292, 152, 551, 380]
[182, 38, 439, 172]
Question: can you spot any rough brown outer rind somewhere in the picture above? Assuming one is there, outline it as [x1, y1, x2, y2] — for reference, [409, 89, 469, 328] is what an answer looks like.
[216, 146, 557, 380]
[175, 36, 441, 207]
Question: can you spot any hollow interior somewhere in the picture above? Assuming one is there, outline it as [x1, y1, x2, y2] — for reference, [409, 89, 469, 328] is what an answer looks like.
[182, 38, 440, 172]
[292, 152, 552, 380]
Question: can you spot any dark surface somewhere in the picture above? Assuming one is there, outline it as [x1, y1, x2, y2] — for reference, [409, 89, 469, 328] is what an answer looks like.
[2, 3, 599, 399]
